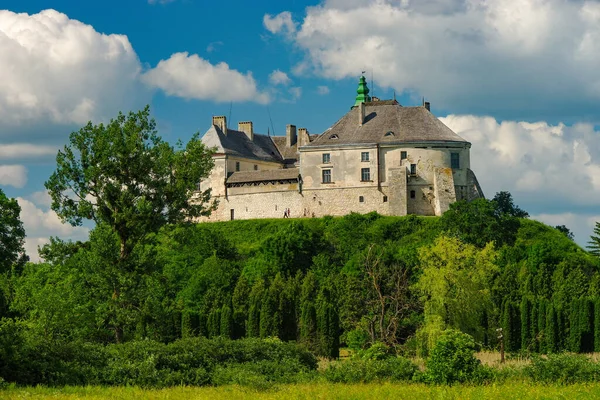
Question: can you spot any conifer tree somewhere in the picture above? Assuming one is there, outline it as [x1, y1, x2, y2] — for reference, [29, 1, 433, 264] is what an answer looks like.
[280, 275, 300, 341]
[232, 277, 250, 339]
[247, 279, 265, 338]
[537, 299, 546, 353]
[181, 310, 193, 338]
[545, 303, 558, 353]
[587, 222, 600, 257]
[317, 282, 340, 359]
[207, 307, 221, 338]
[299, 272, 318, 350]
[530, 301, 539, 352]
[260, 274, 284, 338]
[220, 303, 233, 339]
[520, 297, 532, 351]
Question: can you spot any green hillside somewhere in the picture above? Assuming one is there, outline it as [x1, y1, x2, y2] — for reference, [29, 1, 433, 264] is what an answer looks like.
[2, 195, 600, 386]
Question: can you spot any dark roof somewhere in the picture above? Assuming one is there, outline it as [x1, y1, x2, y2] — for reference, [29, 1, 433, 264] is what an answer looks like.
[201, 125, 283, 163]
[226, 168, 300, 184]
[270, 136, 299, 160]
[306, 103, 468, 147]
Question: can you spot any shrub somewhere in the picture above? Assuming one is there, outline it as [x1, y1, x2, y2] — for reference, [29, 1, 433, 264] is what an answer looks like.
[323, 357, 417, 383]
[359, 342, 393, 360]
[423, 329, 482, 384]
[526, 353, 600, 384]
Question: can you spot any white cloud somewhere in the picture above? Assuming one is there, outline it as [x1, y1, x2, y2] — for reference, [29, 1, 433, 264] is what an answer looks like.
[17, 197, 89, 262]
[263, 11, 296, 37]
[0, 143, 57, 159]
[0, 9, 145, 128]
[142, 52, 270, 104]
[28, 190, 52, 207]
[439, 114, 600, 245]
[206, 41, 223, 53]
[269, 1, 600, 119]
[317, 85, 330, 95]
[0, 165, 27, 188]
[269, 69, 292, 86]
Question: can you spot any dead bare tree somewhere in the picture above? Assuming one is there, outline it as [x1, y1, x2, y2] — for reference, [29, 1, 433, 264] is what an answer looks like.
[362, 244, 416, 346]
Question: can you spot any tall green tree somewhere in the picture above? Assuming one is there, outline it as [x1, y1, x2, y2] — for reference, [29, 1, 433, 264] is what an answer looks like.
[247, 279, 265, 338]
[299, 272, 318, 349]
[260, 273, 284, 338]
[317, 281, 340, 359]
[416, 236, 498, 345]
[588, 222, 600, 257]
[0, 188, 27, 275]
[45, 106, 214, 342]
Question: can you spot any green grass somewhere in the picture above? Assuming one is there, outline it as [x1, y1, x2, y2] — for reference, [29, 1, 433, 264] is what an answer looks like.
[2, 383, 600, 400]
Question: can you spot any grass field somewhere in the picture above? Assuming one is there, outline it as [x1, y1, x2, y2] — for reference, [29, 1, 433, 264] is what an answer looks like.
[2, 383, 600, 400]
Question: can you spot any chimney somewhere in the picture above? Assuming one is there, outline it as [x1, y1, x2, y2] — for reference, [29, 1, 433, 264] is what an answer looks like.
[286, 124, 297, 147]
[424, 102, 430, 111]
[238, 121, 254, 141]
[298, 128, 309, 147]
[212, 115, 227, 135]
[358, 101, 365, 126]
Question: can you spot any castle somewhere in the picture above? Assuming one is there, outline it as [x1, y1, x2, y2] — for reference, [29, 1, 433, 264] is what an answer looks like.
[197, 76, 483, 221]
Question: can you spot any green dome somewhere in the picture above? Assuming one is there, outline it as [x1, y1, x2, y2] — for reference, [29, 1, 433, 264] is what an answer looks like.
[353, 75, 371, 107]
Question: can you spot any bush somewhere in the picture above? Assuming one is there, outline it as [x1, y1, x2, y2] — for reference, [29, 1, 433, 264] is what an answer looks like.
[0, 336, 317, 388]
[526, 353, 600, 384]
[323, 357, 417, 383]
[423, 329, 482, 384]
[359, 342, 393, 360]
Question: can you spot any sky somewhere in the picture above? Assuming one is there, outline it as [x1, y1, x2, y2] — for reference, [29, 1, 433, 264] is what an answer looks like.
[1, 0, 600, 260]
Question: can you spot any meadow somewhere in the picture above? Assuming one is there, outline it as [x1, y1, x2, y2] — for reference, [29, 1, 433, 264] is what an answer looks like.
[2, 382, 600, 400]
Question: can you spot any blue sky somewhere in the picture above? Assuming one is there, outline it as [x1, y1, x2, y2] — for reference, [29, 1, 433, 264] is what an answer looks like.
[1, 0, 600, 259]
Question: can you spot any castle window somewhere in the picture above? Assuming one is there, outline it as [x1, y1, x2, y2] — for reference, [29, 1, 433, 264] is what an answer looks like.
[322, 153, 331, 164]
[410, 190, 416, 199]
[359, 196, 364, 203]
[383, 196, 388, 203]
[235, 161, 240, 171]
[385, 131, 394, 137]
[329, 134, 339, 139]
[361, 168, 371, 181]
[401, 151, 407, 160]
[322, 169, 332, 183]
[451, 152, 460, 169]
[410, 164, 417, 175]
[361, 152, 370, 162]
[254, 164, 258, 170]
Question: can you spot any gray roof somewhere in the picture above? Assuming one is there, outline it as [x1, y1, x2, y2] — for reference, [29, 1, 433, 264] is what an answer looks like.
[271, 136, 299, 161]
[226, 168, 300, 184]
[306, 102, 468, 147]
[201, 125, 283, 163]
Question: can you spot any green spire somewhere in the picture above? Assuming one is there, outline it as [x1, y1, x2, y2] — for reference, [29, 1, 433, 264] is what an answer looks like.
[353, 75, 371, 107]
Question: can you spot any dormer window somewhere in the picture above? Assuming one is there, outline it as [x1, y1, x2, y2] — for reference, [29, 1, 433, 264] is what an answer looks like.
[329, 134, 339, 139]
[385, 131, 394, 137]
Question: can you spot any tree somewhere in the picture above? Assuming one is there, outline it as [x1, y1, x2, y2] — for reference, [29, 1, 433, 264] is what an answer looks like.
[0, 188, 27, 274]
[555, 225, 574, 241]
[361, 244, 415, 346]
[588, 222, 600, 257]
[492, 191, 529, 218]
[416, 236, 498, 346]
[317, 281, 340, 359]
[45, 106, 215, 342]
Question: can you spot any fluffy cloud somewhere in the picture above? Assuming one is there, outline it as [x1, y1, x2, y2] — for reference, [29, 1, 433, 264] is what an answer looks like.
[17, 196, 89, 262]
[264, 11, 296, 37]
[0, 9, 145, 130]
[440, 114, 600, 244]
[0, 143, 57, 160]
[0, 165, 27, 188]
[142, 52, 270, 103]
[269, 0, 600, 120]
[269, 69, 292, 86]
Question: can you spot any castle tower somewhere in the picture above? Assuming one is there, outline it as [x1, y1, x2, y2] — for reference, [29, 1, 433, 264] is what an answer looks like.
[353, 75, 372, 107]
